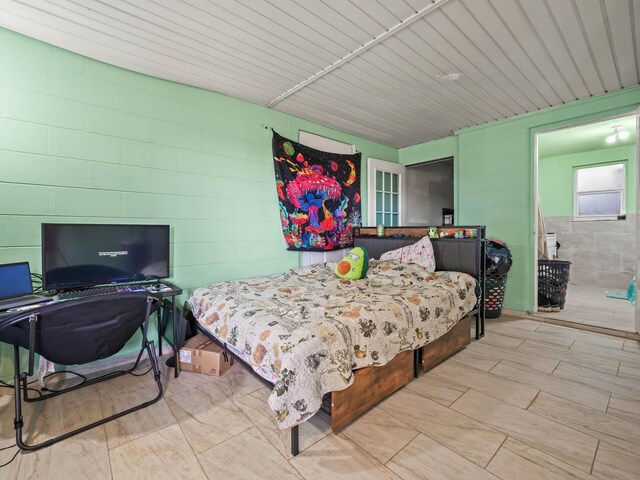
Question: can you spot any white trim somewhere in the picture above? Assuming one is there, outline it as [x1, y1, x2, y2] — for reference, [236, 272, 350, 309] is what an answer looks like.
[533, 131, 539, 313]
[367, 158, 406, 227]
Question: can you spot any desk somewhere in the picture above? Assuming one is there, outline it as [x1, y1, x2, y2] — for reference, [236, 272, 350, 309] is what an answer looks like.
[0, 281, 183, 377]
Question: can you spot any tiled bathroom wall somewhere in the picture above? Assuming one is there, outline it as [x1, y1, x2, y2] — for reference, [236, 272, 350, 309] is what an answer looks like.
[545, 216, 636, 289]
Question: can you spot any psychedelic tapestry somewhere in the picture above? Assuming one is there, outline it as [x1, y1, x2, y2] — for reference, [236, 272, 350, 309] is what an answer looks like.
[272, 131, 361, 251]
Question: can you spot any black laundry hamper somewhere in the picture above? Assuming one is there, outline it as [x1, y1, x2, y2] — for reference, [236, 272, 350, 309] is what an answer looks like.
[538, 260, 571, 310]
[483, 240, 512, 319]
[485, 273, 508, 318]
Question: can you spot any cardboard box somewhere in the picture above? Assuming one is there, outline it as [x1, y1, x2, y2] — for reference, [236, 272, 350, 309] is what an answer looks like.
[179, 334, 233, 376]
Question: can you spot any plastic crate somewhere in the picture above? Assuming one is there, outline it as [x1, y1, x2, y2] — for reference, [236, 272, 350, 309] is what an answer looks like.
[485, 273, 508, 319]
[538, 260, 571, 309]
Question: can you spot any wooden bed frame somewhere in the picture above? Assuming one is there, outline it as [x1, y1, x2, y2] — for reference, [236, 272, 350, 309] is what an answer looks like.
[330, 314, 473, 432]
[192, 225, 486, 455]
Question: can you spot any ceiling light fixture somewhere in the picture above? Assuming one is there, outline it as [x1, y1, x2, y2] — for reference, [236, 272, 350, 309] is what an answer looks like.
[436, 72, 463, 81]
[606, 125, 630, 144]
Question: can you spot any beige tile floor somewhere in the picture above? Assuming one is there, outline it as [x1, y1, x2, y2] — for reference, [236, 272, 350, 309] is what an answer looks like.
[1, 315, 640, 479]
[534, 284, 636, 333]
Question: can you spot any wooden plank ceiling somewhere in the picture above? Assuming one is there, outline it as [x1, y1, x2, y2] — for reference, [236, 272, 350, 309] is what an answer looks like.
[1, 0, 638, 148]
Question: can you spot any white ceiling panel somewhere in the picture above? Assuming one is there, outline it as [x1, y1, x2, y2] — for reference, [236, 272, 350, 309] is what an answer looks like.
[461, 1, 557, 105]
[317, 0, 402, 37]
[573, 0, 623, 92]
[391, 28, 511, 119]
[74, 0, 312, 83]
[284, 0, 374, 47]
[310, 74, 452, 133]
[448, 0, 559, 107]
[603, 0, 639, 87]
[344, 55, 477, 129]
[43, 0, 292, 94]
[366, 42, 495, 123]
[0, 0, 637, 148]
[406, 17, 529, 115]
[429, 12, 529, 113]
[405, 0, 437, 12]
[545, 0, 605, 96]
[488, 0, 574, 104]
[515, 0, 590, 100]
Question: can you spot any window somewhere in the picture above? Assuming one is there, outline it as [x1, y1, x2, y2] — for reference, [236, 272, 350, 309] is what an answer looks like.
[574, 163, 625, 220]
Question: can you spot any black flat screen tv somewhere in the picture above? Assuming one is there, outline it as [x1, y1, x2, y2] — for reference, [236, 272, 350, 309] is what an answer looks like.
[42, 223, 170, 291]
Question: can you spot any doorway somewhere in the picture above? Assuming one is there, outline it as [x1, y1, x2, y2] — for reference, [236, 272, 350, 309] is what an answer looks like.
[367, 157, 454, 228]
[405, 158, 454, 226]
[534, 114, 638, 333]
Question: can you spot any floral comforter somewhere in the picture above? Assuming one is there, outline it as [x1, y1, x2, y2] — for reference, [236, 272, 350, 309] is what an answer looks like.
[188, 260, 477, 429]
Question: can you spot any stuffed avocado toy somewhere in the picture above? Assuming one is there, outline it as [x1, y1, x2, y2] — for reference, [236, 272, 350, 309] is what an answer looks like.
[335, 247, 369, 279]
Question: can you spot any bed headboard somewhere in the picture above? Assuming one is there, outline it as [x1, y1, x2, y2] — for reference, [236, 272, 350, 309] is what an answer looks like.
[354, 226, 486, 280]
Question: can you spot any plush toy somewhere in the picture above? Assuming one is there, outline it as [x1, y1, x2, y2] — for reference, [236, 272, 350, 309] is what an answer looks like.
[335, 247, 369, 279]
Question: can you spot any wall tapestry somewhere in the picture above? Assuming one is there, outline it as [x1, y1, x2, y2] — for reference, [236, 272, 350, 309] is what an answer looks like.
[272, 131, 361, 251]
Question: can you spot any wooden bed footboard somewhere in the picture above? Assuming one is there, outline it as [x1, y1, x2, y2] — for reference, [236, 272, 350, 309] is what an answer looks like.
[330, 349, 414, 432]
[329, 314, 473, 432]
[422, 314, 472, 372]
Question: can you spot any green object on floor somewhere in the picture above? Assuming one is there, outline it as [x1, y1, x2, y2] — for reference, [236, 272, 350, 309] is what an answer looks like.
[606, 290, 629, 300]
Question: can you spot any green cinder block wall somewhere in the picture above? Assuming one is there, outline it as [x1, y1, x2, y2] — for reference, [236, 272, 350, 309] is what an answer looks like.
[400, 86, 640, 312]
[0, 28, 397, 379]
[538, 144, 636, 217]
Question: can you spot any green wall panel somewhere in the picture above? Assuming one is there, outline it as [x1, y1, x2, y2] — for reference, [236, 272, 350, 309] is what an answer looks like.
[0, 28, 397, 379]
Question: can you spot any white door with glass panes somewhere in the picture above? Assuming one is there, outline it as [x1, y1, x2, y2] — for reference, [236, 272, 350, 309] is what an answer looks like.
[367, 158, 406, 227]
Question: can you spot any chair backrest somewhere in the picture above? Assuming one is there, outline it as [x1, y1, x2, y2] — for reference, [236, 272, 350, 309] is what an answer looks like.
[3, 293, 159, 366]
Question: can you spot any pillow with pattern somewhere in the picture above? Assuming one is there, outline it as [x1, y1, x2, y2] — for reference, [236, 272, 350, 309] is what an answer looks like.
[380, 236, 436, 272]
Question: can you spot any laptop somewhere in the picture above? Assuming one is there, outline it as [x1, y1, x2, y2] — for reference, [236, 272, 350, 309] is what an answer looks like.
[0, 262, 51, 311]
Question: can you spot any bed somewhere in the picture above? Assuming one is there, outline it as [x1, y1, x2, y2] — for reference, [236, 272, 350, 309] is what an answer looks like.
[187, 226, 486, 455]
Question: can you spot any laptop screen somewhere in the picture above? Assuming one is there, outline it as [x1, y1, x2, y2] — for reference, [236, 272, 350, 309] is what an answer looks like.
[0, 262, 33, 300]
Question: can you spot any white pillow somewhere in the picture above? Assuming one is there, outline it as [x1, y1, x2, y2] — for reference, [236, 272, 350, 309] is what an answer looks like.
[380, 236, 436, 272]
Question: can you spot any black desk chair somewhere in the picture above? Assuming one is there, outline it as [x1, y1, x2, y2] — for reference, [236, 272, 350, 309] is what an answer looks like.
[0, 293, 164, 451]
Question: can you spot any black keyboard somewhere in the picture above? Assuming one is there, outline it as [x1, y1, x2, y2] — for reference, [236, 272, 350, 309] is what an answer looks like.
[57, 283, 173, 300]
[58, 284, 149, 300]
